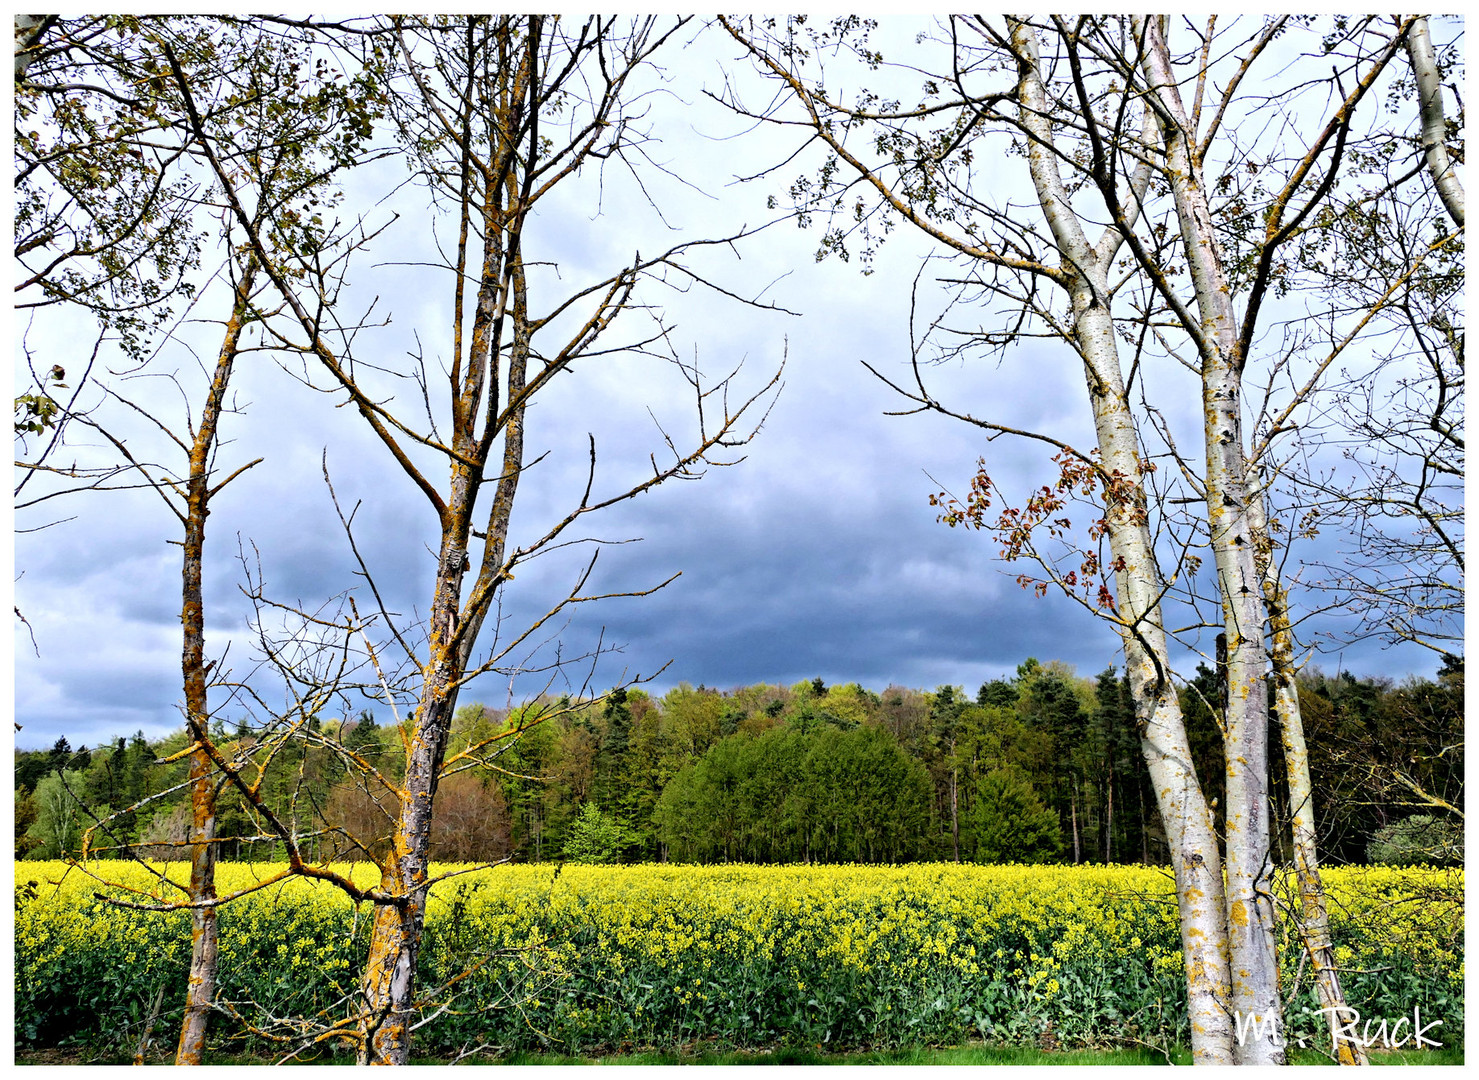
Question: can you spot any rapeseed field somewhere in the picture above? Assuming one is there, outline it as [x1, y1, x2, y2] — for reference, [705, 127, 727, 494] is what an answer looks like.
[14, 861, 1462, 1056]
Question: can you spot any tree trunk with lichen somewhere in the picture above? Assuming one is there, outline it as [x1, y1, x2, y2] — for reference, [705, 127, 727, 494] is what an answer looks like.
[176, 257, 257, 1065]
[1135, 15, 1284, 1063]
[1080, 293, 1237, 1065]
[357, 24, 535, 1059]
[356, 685, 454, 1064]
[1008, 18, 1237, 1063]
[1248, 487, 1367, 1066]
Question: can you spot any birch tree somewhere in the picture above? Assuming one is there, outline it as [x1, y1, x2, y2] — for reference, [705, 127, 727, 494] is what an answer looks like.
[720, 13, 1432, 1063]
[721, 14, 1239, 1058]
[1407, 16, 1464, 229]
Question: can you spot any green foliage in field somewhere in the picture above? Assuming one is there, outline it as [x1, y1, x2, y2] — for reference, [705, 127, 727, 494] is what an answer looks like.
[14, 862, 1462, 1057]
[13, 863, 378, 1048]
[1367, 814, 1464, 866]
[563, 804, 634, 864]
[655, 722, 933, 863]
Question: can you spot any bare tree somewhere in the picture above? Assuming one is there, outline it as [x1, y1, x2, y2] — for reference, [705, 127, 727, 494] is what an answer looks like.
[19, 16, 385, 1063]
[1262, 16, 1462, 925]
[1283, 195, 1463, 662]
[171, 256, 256, 1065]
[169, 14, 781, 1063]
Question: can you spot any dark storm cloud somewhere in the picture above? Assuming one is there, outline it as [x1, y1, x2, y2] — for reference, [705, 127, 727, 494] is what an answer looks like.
[65, 666, 177, 714]
[437, 415, 1129, 712]
[14, 600, 182, 749]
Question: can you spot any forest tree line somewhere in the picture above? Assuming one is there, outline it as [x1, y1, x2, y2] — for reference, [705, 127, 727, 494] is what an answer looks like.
[17, 656, 1463, 869]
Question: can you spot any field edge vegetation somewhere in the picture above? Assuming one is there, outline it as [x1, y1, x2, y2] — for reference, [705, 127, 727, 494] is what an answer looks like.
[15, 861, 1462, 1062]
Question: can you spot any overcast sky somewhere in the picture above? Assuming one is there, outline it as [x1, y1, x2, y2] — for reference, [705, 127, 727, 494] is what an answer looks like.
[9, 16, 1453, 750]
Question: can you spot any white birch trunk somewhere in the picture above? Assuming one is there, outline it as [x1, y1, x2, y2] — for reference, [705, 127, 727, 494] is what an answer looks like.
[1406, 17, 1464, 228]
[1247, 484, 1367, 1066]
[1135, 17, 1284, 1064]
[13, 15, 50, 79]
[1010, 19, 1235, 1063]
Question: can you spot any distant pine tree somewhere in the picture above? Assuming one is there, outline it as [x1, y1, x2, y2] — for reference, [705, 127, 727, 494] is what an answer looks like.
[972, 767, 1063, 864]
